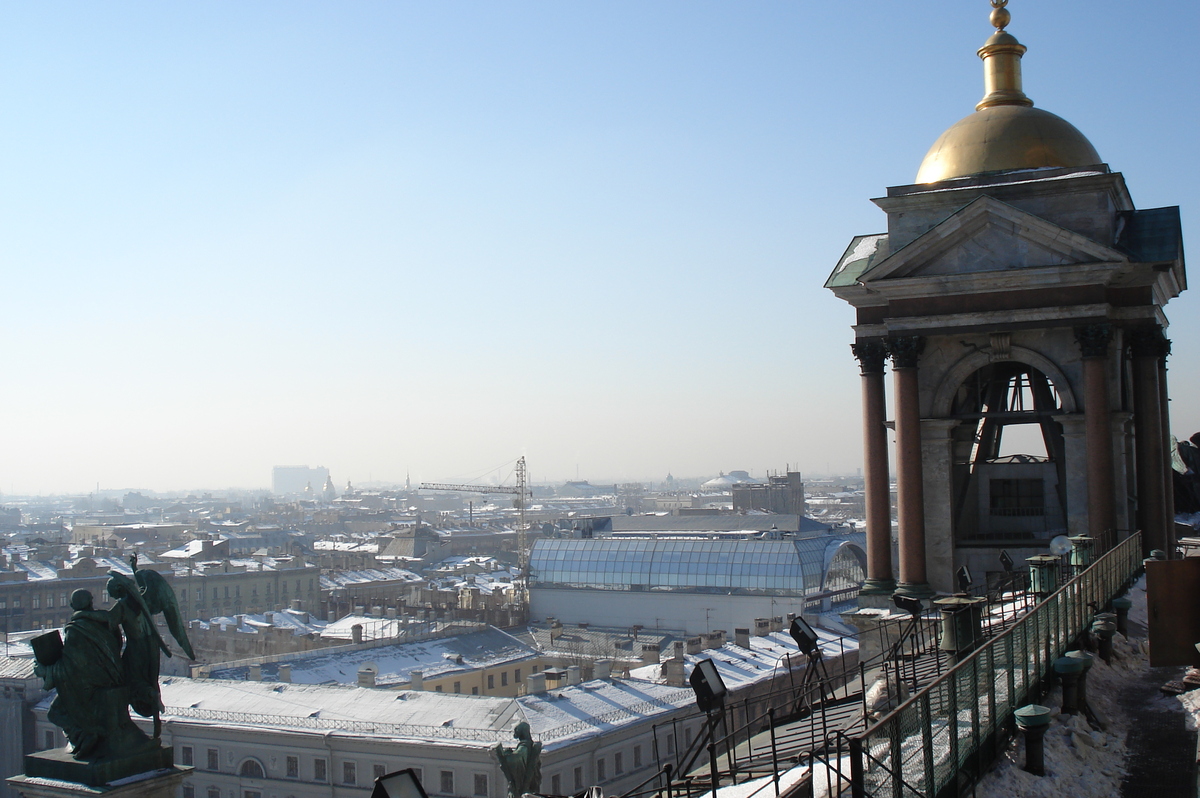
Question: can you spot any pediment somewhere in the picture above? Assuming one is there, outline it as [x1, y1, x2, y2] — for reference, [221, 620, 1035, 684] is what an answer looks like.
[860, 195, 1128, 283]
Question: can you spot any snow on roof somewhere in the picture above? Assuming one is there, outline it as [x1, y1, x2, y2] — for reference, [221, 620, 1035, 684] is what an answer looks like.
[627, 630, 856, 689]
[517, 679, 696, 748]
[321, 568, 422, 590]
[0, 656, 37, 679]
[210, 626, 536, 686]
[160, 540, 221, 559]
[158, 678, 518, 745]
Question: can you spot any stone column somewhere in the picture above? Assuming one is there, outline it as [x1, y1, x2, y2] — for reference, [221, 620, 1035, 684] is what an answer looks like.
[888, 335, 932, 597]
[853, 340, 895, 595]
[1053, 413, 1090, 538]
[1075, 324, 1116, 549]
[1159, 340, 1175, 549]
[1131, 326, 1169, 556]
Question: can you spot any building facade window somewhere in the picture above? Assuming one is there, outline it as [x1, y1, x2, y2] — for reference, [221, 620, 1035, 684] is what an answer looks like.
[44, 730, 54, 749]
[573, 767, 582, 791]
[614, 752, 623, 775]
[487, 675, 494, 690]
[440, 771, 454, 795]
[374, 765, 386, 781]
[597, 759, 606, 782]
[551, 775, 561, 794]
[207, 788, 220, 798]
[181, 746, 194, 766]
[207, 749, 219, 771]
[183, 784, 194, 798]
[244, 792, 261, 798]
[514, 669, 521, 684]
[500, 672, 507, 687]
[633, 745, 642, 769]
[314, 759, 327, 782]
[454, 681, 461, 694]
[239, 761, 264, 779]
[343, 762, 356, 786]
[286, 757, 298, 778]
[473, 774, 488, 797]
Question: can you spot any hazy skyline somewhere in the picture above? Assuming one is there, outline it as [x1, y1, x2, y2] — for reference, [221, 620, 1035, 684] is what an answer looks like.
[2, 2, 1197, 495]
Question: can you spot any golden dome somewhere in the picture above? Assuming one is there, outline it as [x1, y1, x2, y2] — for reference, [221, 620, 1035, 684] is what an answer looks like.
[915, 1, 1101, 184]
[916, 105, 1101, 183]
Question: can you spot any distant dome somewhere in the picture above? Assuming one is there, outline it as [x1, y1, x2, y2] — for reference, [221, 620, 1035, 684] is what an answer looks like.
[917, 104, 1101, 184]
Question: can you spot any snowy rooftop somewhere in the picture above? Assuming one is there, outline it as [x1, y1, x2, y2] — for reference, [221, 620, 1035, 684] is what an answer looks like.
[208, 625, 536, 686]
[150, 674, 697, 748]
[627, 630, 856, 688]
[320, 567, 422, 590]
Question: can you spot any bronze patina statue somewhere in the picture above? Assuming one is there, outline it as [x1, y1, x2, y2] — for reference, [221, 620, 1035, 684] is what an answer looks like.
[493, 721, 542, 798]
[33, 556, 194, 766]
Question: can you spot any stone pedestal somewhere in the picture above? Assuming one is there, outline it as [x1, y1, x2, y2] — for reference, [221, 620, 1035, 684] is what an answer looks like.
[7, 765, 188, 798]
[19, 749, 174, 789]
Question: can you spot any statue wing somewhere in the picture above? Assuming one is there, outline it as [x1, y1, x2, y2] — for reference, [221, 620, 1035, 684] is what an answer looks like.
[135, 568, 196, 660]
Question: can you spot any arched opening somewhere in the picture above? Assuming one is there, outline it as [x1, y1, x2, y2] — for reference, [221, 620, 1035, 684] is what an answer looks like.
[238, 759, 265, 779]
[822, 544, 866, 593]
[949, 362, 1068, 544]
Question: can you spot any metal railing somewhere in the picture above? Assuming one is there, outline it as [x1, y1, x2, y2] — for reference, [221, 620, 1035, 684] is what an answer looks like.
[840, 531, 1143, 798]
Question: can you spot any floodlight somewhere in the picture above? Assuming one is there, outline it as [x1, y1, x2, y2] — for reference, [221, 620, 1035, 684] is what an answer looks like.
[893, 595, 924, 616]
[956, 566, 973, 595]
[789, 617, 820, 657]
[689, 658, 728, 713]
[372, 770, 428, 798]
[999, 550, 1014, 573]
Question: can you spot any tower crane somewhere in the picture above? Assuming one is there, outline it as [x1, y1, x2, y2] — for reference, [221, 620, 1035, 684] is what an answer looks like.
[419, 457, 531, 574]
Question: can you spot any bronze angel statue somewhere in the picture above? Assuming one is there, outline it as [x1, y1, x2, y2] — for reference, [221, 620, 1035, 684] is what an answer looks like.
[33, 554, 194, 761]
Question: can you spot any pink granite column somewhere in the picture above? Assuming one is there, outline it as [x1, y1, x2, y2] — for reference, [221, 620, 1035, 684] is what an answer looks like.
[888, 335, 931, 597]
[1076, 324, 1116, 550]
[852, 341, 895, 594]
[1131, 325, 1169, 557]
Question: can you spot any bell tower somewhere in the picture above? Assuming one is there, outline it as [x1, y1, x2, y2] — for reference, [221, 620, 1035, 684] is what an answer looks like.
[827, 1, 1186, 596]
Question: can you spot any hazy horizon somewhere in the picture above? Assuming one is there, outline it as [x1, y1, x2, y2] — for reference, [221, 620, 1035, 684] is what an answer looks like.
[2, 2, 1197, 495]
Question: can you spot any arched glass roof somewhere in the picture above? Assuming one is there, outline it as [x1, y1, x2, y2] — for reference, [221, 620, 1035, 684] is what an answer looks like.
[528, 533, 865, 596]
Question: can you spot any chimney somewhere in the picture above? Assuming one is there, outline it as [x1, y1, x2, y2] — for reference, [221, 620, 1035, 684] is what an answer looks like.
[358, 666, 377, 688]
[593, 659, 613, 680]
[549, 620, 563, 642]
[386, 607, 397, 619]
[772, 616, 784, 633]
[735, 628, 751, 649]
[371, 606, 384, 618]
[754, 618, 771, 636]
[248, 664, 262, 681]
[686, 636, 704, 655]
[290, 599, 303, 611]
[354, 605, 365, 616]
[640, 644, 660, 665]
[235, 614, 245, 627]
[526, 672, 547, 694]
[352, 624, 364, 644]
[328, 611, 336, 623]
[662, 657, 686, 687]
[278, 664, 292, 683]
[410, 670, 424, 691]
[566, 665, 581, 685]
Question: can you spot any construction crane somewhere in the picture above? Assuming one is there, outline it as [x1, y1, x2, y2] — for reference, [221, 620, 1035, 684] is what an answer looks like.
[420, 457, 531, 574]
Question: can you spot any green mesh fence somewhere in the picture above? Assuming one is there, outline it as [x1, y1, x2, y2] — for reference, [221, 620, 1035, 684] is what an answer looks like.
[850, 532, 1143, 798]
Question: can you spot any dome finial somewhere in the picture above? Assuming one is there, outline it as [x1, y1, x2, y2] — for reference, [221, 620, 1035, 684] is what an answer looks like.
[990, 0, 1011, 32]
[976, 0, 1032, 110]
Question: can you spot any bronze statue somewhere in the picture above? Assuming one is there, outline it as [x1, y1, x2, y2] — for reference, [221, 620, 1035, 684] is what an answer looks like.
[33, 557, 195, 762]
[493, 721, 542, 798]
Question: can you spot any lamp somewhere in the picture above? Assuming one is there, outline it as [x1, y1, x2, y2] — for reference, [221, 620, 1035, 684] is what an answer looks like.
[893, 595, 924, 616]
[956, 565, 973, 595]
[999, 550, 1014, 572]
[371, 769, 429, 798]
[789, 617, 820, 657]
[689, 658, 727, 713]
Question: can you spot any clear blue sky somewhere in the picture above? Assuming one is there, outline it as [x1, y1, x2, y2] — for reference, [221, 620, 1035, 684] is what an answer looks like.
[0, 1, 1196, 494]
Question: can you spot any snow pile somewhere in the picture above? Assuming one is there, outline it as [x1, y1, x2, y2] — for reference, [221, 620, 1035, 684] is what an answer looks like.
[975, 577, 1154, 798]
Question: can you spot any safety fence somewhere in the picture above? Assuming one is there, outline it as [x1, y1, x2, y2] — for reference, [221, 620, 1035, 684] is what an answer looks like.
[820, 531, 1144, 798]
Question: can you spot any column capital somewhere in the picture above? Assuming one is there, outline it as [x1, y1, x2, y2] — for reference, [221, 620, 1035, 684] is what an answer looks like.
[1074, 323, 1113, 358]
[1128, 324, 1172, 360]
[886, 335, 925, 369]
[850, 341, 888, 374]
